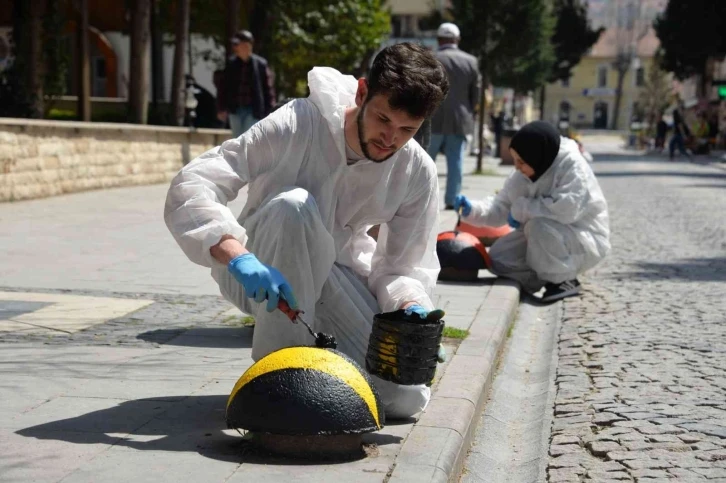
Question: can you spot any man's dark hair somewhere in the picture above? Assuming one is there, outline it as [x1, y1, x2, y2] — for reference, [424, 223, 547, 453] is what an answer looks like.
[366, 43, 449, 119]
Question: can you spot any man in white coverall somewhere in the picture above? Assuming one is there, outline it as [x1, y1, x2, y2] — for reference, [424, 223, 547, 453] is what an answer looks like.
[164, 43, 450, 419]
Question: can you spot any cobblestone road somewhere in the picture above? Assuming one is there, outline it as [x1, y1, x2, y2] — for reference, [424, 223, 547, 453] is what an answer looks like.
[547, 155, 726, 482]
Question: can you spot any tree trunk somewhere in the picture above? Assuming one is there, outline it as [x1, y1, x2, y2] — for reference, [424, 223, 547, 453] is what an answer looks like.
[129, 0, 151, 124]
[476, 70, 487, 172]
[150, 0, 165, 109]
[539, 84, 546, 121]
[28, 0, 45, 118]
[171, 0, 190, 126]
[225, 0, 241, 61]
[76, 0, 91, 121]
[611, 66, 627, 130]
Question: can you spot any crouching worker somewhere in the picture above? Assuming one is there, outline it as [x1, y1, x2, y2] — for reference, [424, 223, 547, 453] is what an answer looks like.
[164, 44, 450, 419]
[454, 121, 610, 303]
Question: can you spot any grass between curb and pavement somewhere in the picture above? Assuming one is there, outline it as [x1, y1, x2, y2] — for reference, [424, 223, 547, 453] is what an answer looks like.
[387, 277, 521, 483]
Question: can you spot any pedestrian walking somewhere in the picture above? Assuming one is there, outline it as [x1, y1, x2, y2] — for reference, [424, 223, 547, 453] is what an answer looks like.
[427, 22, 481, 210]
[165, 43, 449, 419]
[454, 121, 610, 303]
[216, 30, 276, 138]
[655, 113, 668, 151]
[669, 108, 691, 160]
[491, 110, 505, 158]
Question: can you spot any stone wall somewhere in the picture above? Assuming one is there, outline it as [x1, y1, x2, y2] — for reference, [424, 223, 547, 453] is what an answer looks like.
[0, 118, 231, 202]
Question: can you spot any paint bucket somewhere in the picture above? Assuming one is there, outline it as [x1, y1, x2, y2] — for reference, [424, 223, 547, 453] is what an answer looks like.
[365, 310, 444, 386]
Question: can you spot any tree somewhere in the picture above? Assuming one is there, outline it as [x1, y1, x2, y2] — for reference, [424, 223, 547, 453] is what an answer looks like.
[549, 0, 603, 83]
[270, 0, 391, 97]
[171, 0, 191, 126]
[639, 52, 673, 136]
[654, 0, 726, 96]
[451, 0, 556, 170]
[75, 0, 91, 121]
[128, 0, 152, 124]
[540, 0, 602, 121]
[610, 1, 649, 130]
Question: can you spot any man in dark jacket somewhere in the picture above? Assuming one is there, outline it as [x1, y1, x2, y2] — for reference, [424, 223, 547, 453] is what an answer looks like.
[216, 30, 276, 137]
[427, 23, 481, 210]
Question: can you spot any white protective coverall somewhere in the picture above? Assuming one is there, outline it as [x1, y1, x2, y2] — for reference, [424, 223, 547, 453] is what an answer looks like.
[463, 137, 610, 293]
[164, 67, 440, 418]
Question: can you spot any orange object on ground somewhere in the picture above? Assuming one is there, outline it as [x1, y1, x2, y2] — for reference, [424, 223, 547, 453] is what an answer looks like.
[456, 221, 511, 246]
[436, 230, 492, 282]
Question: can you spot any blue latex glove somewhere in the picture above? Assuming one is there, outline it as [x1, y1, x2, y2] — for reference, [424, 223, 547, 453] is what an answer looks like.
[403, 305, 447, 363]
[453, 194, 472, 216]
[228, 253, 298, 313]
[507, 213, 521, 229]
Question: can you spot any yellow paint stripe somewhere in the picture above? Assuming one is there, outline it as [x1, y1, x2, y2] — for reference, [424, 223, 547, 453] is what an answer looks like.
[227, 347, 380, 428]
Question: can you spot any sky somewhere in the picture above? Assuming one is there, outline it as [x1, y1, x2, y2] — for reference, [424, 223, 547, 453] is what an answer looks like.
[586, 0, 668, 29]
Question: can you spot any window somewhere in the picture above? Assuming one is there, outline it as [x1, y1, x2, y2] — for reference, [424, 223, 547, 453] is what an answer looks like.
[636, 67, 645, 87]
[598, 66, 608, 88]
[561, 77, 570, 88]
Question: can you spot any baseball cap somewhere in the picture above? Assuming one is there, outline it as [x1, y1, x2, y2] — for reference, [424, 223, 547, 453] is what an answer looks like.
[231, 30, 254, 44]
[437, 22, 460, 39]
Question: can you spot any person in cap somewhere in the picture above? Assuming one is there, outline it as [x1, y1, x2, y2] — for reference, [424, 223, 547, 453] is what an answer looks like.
[216, 30, 276, 137]
[427, 22, 481, 210]
[165, 43, 450, 419]
[454, 121, 610, 303]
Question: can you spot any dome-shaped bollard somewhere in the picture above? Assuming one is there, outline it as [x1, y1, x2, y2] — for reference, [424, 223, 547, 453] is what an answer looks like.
[226, 346, 385, 459]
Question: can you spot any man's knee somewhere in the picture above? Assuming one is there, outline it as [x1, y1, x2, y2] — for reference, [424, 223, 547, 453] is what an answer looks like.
[384, 384, 431, 419]
[264, 187, 319, 216]
[255, 187, 322, 233]
[373, 377, 431, 419]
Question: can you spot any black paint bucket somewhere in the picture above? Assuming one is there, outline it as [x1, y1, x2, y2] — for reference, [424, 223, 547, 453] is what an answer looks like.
[365, 310, 444, 386]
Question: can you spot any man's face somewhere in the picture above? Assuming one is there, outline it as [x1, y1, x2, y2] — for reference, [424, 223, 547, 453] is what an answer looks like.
[356, 93, 424, 163]
[233, 41, 253, 59]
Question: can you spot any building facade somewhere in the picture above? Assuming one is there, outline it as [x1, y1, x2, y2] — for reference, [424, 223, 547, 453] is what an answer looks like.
[543, 27, 661, 130]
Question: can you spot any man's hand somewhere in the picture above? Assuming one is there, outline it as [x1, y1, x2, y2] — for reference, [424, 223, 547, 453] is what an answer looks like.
[402, 304, 445, 322]
[454, 194, 472, 216]
[401, 303, 447, 363]
[217, 111, 228, 123]
[227, 253, 298, 313]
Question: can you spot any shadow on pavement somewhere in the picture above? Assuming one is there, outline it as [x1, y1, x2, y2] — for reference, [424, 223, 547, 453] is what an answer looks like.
[16, 395, 400, 465]
[683, 183, 726, 189]
[136, 328, 254, 348]
[619, 257, 726, 283]
[595, 171, 726, 179]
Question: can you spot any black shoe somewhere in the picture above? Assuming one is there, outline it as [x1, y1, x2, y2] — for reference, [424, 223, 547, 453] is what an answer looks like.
[444, 204, 455, 210]
[541, 279, 581, 303]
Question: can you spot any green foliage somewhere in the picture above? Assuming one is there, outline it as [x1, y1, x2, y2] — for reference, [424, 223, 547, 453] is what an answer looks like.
[1, 0, 69, 119]
[42, 0, 71, 116]
[654, 0, 726, 80]
[0, 1, 35, 118]
[443, 327, 469, 340]
[549, 0, 603, 83]
[451, 0, 556, 93]
[270, 0, 391, 97]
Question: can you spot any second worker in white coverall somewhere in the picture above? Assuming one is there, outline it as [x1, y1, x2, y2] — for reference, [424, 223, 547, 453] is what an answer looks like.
[164, 43, 450, 419]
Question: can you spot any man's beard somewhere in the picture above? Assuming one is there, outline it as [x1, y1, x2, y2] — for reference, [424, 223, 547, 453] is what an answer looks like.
[357, 104, 397, 163]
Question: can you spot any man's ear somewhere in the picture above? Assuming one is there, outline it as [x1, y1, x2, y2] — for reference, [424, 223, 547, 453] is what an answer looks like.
[355, 78, 368, 108]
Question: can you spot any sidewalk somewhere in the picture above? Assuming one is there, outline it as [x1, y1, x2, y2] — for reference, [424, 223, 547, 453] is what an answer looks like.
[0, 153, 520, 483]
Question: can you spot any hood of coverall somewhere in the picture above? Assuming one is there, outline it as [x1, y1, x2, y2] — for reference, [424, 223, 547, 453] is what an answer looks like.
[307, 67, 360, 161]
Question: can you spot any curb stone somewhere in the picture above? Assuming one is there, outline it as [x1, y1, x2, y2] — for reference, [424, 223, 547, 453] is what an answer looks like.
[388, 278, 521, 483]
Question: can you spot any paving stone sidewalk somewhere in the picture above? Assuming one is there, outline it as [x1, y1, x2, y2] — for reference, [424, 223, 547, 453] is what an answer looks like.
[546, 153, 726, 482]
[0, 153, 519, 482]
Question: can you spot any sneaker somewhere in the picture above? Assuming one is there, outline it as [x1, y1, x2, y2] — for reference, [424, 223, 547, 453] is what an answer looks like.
[541, 279, 581, 303]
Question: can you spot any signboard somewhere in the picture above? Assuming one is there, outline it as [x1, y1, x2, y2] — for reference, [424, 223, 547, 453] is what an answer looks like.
[582, 88, 616, 97]
[719, 85, 726, 99]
